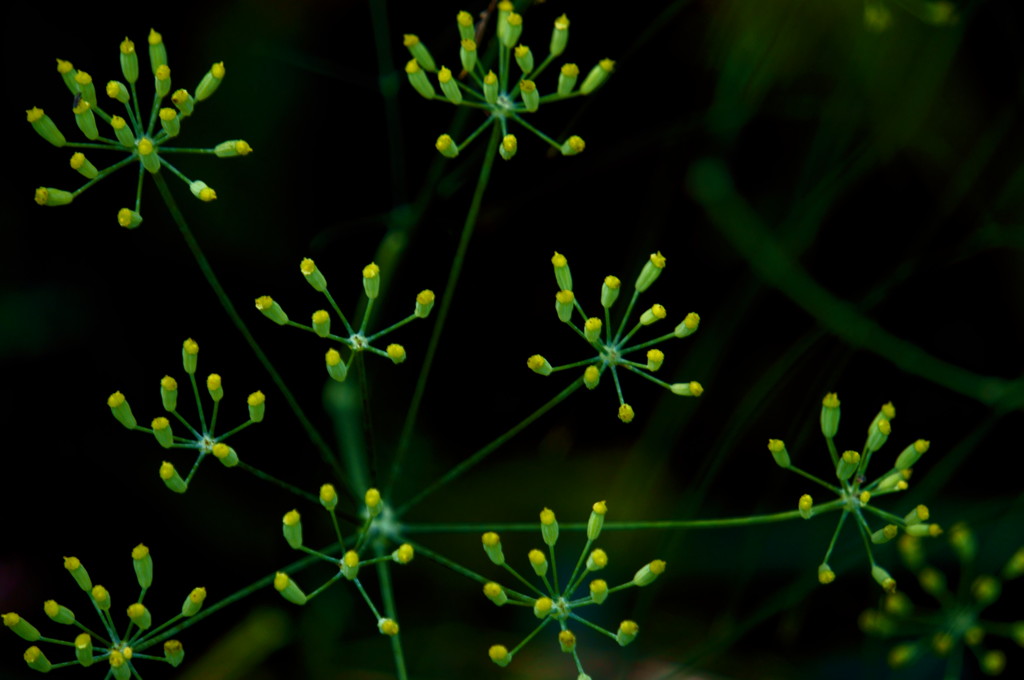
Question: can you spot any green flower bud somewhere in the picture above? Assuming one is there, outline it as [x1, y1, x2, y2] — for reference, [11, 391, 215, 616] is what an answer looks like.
[69, 152, 98, 178]
[159, 107, 180, 137]
[2, 612, 41, 641]
[127, 602, 152, 629]
[255, 295, 288, 324]
[63, 556, 92, 591]
[247, 391, 265, 422]
[583, 365, 600, 390]
[488, 644, 512, 667]
[111, 115, 135, 147]
[675, 312, 700, 338]
[152, 417, 173, 448]
[589, 579, 608, 604]
[362, 262, 380, 299]
[580, 59, 615, 95]
[182, 338, 199, 374]
[181, 587, 206, 617]
[635, 251, 666, 292]
[164, 640, 184, 668]
[632, 559, 666, 587]
[457, 11, 475, 41]
[483, 582, 507, 606]
[558, 63, 579, 95]
[528, 549, 548, 577]
[132, 544, 153, 589]
[588, 500, 607, 540]
[819, 392, 841, 438]
[768, 439, 790, 468]
[415, 290, 435, 318]
[520, 79, 539, 112]
[895, 439, 929, 471]
[405, 59, 435, 99]
[616, 620, 638, 646]
[148, 29, 167, 75]
[527, 354, 553, 376]
[836, 450, 860, 481]
[26, 107, 66, 147]
[341, 551, 360, 580]
[154, 64, 172, 98]
[74, 70, 97, 106]
[75, 633, 93, 666]
[206, 373, 223, 402]
[189, 180, 217, 201]
[483, 70, 498, 105]
[326, 349, 348, 382]
[550, 14, 570, 56]
[319, 483, 338, 511]
[138, 137, 160, 173]
[482, 532, 505, 565]
[34, 187, 74, 206]
[106, 80, 130, 103]
[212, 443, 239, 467]
[107, 391, 137, 429]
[43, 600, 75, 625]
[282, 510, 303, 549]
[172, 89, 195, 116]
[195, 62, 225, 101]
[272, 569, 303, 602]
[214, 139, 253, 157]
[460, 39, 477, 73]
[402, 34, 436, 72]
[159, 461, 188, 493]
[437, 66, 462, 105]
[499, 134, 517, 161]
[119, 37, 139, 83]
[312, 310, 331, 337]
[555, 289, 574, 322]
[23, 646, 51, 673]
[514, 45, 534, 73]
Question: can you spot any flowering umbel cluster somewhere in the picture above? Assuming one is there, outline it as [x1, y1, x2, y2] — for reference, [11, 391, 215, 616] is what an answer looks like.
[26, 29, 251, 227]
[107, 338, 265, 493]
[481, 502, 664, 679]
[255, 258, 434, 381]
[3, 546, 200, 677]
[860, 524, 1024, 677]
[769, 394, 942, 592]
[273, 488, 412, 637]
[528, 251, 703, 423]
[403, 4, 614, 159]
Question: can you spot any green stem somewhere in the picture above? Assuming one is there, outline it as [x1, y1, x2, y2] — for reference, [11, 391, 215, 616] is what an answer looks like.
[396, 377, 583, 516]
[134, 550, 325, 652]
[388, 124, 501, 498]
[688, 158, 1024, 411]
[151, 173, 352, 499]
[400, 504, 844, 533]
[235, 460, 318, 503]
[374, 544, 408, 680]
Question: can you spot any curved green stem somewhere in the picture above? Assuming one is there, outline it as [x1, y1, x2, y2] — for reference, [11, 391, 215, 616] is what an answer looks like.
[151, 173, 351, 500]
[388, 124, 502, 497]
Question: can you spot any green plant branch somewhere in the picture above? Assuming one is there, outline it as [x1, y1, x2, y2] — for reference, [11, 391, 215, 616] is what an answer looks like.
[687, 157, 1024, 411]
[396, 377, 584, 516]
[388, 124, 502, 499]
[151, 173, 353, 501]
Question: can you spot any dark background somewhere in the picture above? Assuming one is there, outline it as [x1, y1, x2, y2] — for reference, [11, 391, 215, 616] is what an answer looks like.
[3, 1, 1023, 679]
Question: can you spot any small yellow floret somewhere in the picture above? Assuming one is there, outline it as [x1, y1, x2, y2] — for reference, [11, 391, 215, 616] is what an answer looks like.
[482, 531, 500, 547]
[312, 310, 329, 324]
[555, 14, 570, 30]
[132, 544, 149, 560]
[520, 79, 536, 93]
[551, 251, 567, 268]
[283, 510, 301, 526]
[138, 138, 155, 155]
[593, 500, 607, 514]
[507, 12, 522, 26]
[26, 107, 44, 123]
[650, 559, 666, 574]
[600, 59, 616, 72]
[107, 391, 126, 408]
[155, 65, 170, 81]
[326, 348, 342, 366]
[859, 491, 871, 504]
[394, 544, 414, 564]
[273, 572, 290, 591]
[403, 34, 420, 47]
[247, 391, 265, 406]
[650, 251, 666, 268]
[881, 402, 895, 419]
[183, 338, 199, 355]
[72, 99, 91, 115]
[618, 403, 635, 423]
[484, 70, 497, 85]
[212, 62, 225, 79]
[57, 59, 74, 74]
[878, 418, 891, 435]
[152, 416, 169, 430]
[489, 645, 509, 663]
[417, 290, 435, 305]
[457, 11, 473, 26]
[379, 618, 400, 636]
[365, 488, 381, 508]
[255, 295, 274, 311]
[206, 374, 221, 390]
[159, 107, 177, 121]
[438, 66, 453, 83]
[585, 317, 601, 331]
[555, 289, 573, 304]
[822, 392, 840, 408]
[561, 63, 580, 77]
[363, 263, 380, 279]
[159, 462, 175, 480]
[404, 59, 421, 75]
[605, 275, 621, 289]
[148, 29, 163, 45]
[528, 549, 545, 566]
[120, 38, 135, 55]
[566, 135, 586, 153]
[484, 582, 502, 597]
[75, 70, 92, 86]
[198, 187, 217, 202]
[652, 304, 667, 319]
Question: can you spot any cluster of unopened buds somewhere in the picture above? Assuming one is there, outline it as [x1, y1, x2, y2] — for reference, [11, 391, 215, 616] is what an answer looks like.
[769, 394, 941, 592]
[528, 251, 702, 423]
[273, 487, 412, 637]
[255, 258, 434, 381]
[403, 4, 614, 159]
[4, 546, 201, 677]
[481, 502, 664, 679]
[107, 338, 265, 493]
[26, 29, 250, 226]
[860, 524, 1024, 677]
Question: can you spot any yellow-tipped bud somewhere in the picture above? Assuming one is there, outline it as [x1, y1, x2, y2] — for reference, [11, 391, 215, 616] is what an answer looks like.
[488, 644, 512, 667]
[127, 602, 152, 629]
[618, 403, 635, 423]
[590, 578, 608, 604]
[587, 548, 609, 571]
[326, 348, 348, 382]
[107, 391, 137, 429]
[768, 439, 790, 468]
[386, 344, 407, 364]
[378, 618, 400, 636]
[365, 488, 383, 517]
[533, 596, 553, 618]
[482, 532, 505, 565]
[528, 548, 548, 577]
[633, 559, 666, 587]
[255, 295, 288, 324]
[527, 354, 553, 376]
[483, 582, 507, 606]
[182, 587, 206, 616]
[587, 500, 607, 540]
[799, 494, 814, 519]
[3, 613, 41, 641]
[616, 619, 639, 646]
[583, 364, 600, 389]
[212, 442, 239, 467]
[319, 483, 338, 511]
[247, 390, 266, 422]
[818, 563, 836, 584]
[362, 262, 380, 299]
[282, 509, 303, 549]
[392, 544, 414, 564]
[558, 629, 576, 653]
[415, 289, 435, 318]
[341, 550, 360, 580]
[273, 572, 306, 605]
[560, 135, 586, 156]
